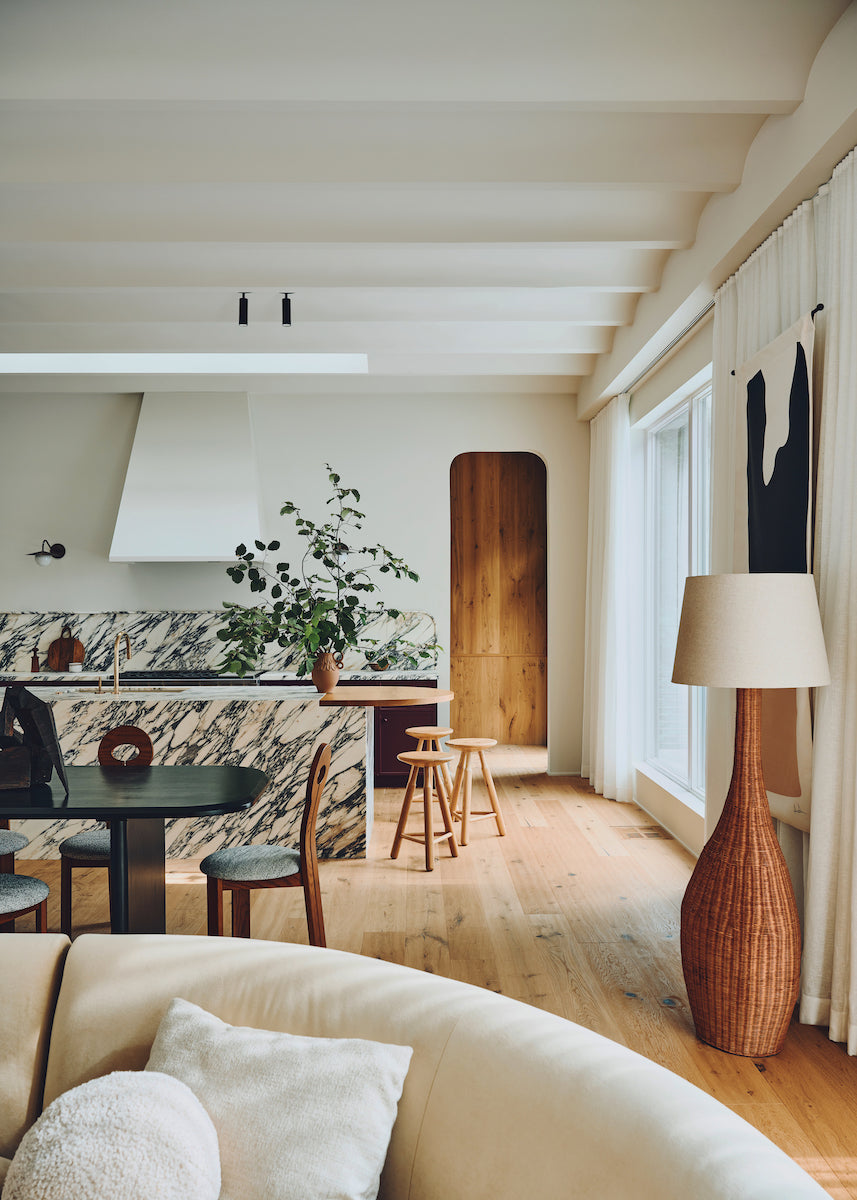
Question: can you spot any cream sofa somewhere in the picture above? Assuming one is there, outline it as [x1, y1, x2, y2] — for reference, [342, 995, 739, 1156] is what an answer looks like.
[0, 933, 830, 1198]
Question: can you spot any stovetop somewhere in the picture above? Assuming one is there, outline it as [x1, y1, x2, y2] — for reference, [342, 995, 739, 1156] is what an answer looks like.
[120, 669, 260, 685]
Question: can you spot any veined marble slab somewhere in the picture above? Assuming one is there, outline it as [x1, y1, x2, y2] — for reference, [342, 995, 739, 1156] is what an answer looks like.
[0, 610, 437, 675]
[3, 685, 371, 862]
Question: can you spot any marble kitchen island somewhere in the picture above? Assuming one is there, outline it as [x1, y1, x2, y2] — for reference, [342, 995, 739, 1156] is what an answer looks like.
[4, 684, 370, 861]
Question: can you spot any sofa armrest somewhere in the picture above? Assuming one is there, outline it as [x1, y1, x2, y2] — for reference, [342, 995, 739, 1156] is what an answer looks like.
[0, 933, 69, 1159]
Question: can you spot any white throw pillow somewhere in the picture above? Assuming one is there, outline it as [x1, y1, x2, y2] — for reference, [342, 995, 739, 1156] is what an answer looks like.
[3, 1070, 220, 1200]
[145, 996, 413, 1200]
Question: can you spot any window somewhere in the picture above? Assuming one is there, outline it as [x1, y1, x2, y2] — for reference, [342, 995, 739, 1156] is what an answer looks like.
[644, 382, 711, 797]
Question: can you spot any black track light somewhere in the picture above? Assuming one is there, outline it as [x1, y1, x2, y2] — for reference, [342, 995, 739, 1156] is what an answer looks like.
[282, 293, 291, 326]
[238, 292, 249, 326]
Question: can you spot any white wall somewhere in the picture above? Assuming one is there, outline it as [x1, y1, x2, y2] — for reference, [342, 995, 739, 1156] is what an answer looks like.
[0, 389, 589, 773]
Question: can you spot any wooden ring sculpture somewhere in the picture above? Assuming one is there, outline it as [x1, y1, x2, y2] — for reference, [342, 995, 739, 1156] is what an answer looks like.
[97, 725, 154, 768]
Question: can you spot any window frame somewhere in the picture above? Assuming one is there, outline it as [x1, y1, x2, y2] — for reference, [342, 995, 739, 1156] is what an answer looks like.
[642, 379, 711, 800]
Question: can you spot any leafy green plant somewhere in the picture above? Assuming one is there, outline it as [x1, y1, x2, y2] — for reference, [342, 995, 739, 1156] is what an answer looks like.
[217, 466, 439, 677]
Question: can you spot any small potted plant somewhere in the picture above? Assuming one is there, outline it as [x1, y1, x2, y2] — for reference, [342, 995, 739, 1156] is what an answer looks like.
[217, 466, 439, 690]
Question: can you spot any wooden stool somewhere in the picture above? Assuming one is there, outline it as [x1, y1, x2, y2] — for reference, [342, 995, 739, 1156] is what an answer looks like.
[447, 738, 506, 846]
[405, 726, 455, 797]
[391, 750, 458, 871]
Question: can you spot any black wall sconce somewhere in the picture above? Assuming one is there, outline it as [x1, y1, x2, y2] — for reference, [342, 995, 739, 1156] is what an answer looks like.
[28, 540, 66, 567]
[238, 292, 249, 326]
[282, 293, 291, 326]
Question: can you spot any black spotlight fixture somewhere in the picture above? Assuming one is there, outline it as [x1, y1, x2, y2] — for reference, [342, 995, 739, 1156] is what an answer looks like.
[238, 292, 249, 325]
[281, 292, 291, 326]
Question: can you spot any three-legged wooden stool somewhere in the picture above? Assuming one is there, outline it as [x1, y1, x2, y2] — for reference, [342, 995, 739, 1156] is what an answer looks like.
[391, 750, 458, 871]
[405, 725, 455, 797]
[447, 737, 506, 845]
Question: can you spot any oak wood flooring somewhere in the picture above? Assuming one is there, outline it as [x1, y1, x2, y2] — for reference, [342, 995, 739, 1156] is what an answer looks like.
[18, 745, 857, 1197]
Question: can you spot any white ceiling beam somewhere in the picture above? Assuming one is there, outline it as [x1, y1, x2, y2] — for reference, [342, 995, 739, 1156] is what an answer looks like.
[0, 288, 639, 326]
[0, 108, 761, 189]
[370, 353, 593, 376]
[0, 372, 579, 396]
[0, 243, 668, 290]
[1, 0, 845, 106]
[0, 184, 706, 246]
[0, 321, 615, 356]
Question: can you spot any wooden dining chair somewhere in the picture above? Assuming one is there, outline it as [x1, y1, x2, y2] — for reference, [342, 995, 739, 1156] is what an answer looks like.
[59, 725, 153, 936]
[200, 743, 331, 946]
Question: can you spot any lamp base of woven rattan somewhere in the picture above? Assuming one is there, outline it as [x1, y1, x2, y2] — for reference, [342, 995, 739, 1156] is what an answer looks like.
[681, 687, 800, 1058]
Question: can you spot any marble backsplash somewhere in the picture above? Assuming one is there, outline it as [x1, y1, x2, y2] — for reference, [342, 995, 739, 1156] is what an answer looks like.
[0, 610, 437, 675]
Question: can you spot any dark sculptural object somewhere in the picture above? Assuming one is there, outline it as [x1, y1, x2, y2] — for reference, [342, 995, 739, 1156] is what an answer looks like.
[0, 686, 68, 792]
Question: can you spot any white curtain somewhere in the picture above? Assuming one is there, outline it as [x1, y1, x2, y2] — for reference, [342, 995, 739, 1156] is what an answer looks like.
[802, 148, 857, 1052]
[710, 145, 857, 1051]
[581, 393, 633, 803]
[708, 199, 818, 933]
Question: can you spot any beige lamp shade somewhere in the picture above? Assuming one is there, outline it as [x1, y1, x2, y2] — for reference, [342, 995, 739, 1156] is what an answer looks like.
[672, 573, 830, 689]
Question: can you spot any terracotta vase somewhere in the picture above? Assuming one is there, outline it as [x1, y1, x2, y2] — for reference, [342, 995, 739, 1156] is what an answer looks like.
[311, 651, 343, 693]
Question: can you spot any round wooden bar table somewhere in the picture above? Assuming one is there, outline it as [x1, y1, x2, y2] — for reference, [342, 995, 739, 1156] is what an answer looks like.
[318, 688, 454, 848]
[319, 687, 453, 707]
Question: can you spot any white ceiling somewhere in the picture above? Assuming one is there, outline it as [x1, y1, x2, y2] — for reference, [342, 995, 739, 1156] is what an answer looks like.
[0, 0, 850, 405]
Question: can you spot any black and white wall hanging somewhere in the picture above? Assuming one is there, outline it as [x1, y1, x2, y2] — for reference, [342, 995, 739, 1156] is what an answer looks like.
[733, 309, 817, 831]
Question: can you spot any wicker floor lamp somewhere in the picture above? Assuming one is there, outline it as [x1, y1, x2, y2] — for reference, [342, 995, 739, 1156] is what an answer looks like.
[672, 573, 830, 1057]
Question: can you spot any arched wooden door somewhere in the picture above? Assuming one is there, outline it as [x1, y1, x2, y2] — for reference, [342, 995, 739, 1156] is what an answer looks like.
[450, 451, 547, 744]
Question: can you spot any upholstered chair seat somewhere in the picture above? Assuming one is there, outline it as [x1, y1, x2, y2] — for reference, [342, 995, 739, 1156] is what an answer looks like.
[59, 829, 110, 863]
[0, 830, 29, 856]
[0, 872, 49, 931]
[200, 845, 300, 883]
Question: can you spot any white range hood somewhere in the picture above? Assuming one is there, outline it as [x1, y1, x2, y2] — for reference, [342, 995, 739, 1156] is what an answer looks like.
[110, 392, 262, 562]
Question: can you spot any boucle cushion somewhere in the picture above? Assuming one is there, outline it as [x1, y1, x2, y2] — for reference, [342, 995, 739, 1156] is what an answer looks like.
[0, 873, 48, 913]
[146, 996, 413, 1200]
[59, 828, 111, 861]
[3, 1070, 220, 1200]
[0, 829, 28, 854]
[200, 842, 300, 881]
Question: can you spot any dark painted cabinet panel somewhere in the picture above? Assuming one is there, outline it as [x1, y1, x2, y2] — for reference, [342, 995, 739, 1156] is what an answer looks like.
[374, 701, 438, 786]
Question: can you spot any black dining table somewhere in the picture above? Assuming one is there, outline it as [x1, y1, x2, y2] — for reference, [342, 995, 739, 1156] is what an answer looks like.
[0, 765, 268, 934]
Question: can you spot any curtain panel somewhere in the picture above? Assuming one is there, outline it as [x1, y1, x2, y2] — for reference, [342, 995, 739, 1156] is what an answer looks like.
[802, 147, 857, 1053]
[581, 393, 633, 803]
[711, 145, 857, 1052]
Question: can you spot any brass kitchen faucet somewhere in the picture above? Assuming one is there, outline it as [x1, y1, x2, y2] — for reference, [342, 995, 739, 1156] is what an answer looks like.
[113, 632, 132, 694]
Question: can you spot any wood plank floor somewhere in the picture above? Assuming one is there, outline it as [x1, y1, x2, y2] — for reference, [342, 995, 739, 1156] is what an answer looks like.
[18, 744, 857, 1198]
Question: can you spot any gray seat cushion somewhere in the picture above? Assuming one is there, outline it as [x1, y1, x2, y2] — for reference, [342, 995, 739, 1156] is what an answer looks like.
[199, 844, 301, 882]
[0, 830, 28, 855]
[59, 828, 111, 862]
[0, 873, 49, 915]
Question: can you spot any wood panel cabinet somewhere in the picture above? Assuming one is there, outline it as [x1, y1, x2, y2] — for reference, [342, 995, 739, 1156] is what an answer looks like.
[450, 452, 547, 744]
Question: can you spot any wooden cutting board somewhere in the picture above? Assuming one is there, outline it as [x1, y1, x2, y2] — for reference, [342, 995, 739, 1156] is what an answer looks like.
[46, 624, 85, 670]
